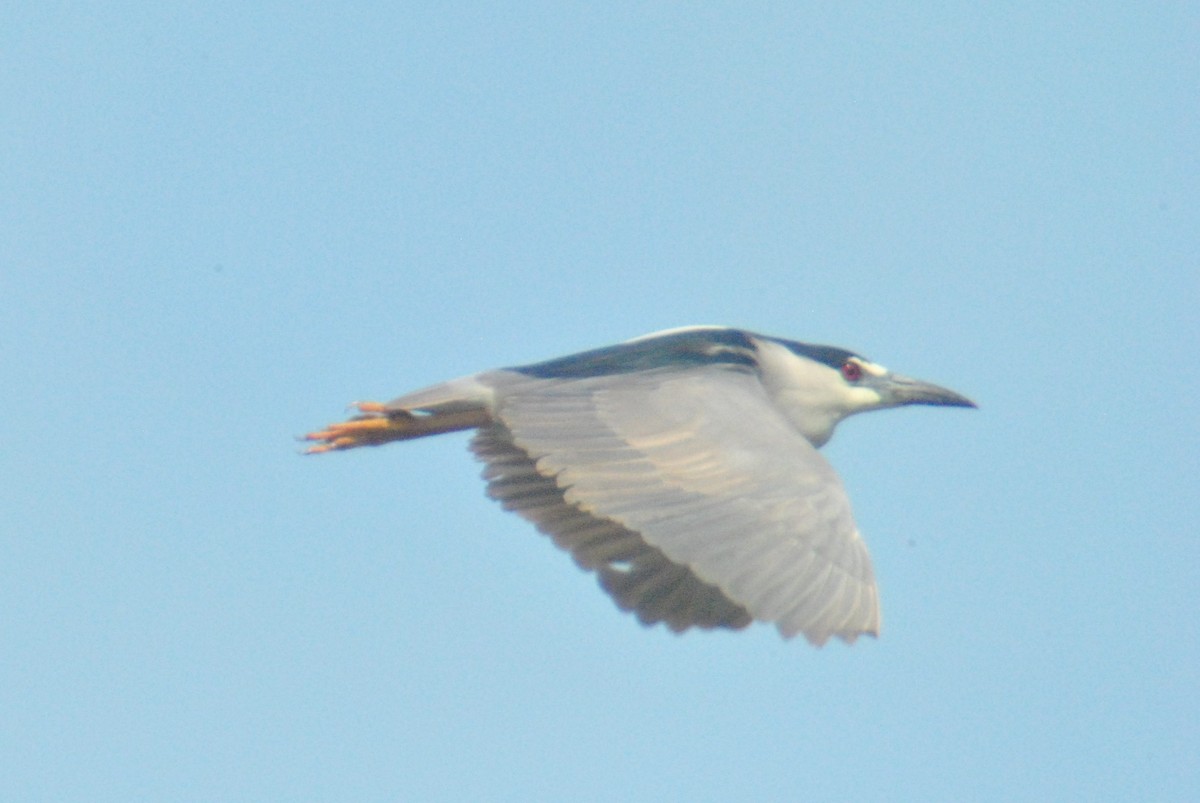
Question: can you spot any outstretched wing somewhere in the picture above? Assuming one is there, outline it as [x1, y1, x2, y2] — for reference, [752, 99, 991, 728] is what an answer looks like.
[475, 365, 880, 645]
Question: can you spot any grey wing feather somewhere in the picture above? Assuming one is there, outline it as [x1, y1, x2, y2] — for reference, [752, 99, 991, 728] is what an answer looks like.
[478, 365, 880, 645]
[471, 425, 753, 631]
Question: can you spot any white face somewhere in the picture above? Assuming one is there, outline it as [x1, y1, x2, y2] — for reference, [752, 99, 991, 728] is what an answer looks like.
[839, 356, 891, 407]
[752, 341, 888, 447]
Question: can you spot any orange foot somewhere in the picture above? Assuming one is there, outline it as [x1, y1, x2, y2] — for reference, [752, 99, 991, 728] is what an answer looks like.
[303, 401, 415, 454]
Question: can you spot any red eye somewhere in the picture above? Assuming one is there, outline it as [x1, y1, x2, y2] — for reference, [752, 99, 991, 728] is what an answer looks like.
[841, 361, 863, 382]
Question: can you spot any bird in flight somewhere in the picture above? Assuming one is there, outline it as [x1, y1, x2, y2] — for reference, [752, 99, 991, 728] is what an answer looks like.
[304, 326, 975, 645]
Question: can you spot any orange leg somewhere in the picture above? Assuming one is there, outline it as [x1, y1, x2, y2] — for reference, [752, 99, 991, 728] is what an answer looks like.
[303, 401, 416, 453]
[304, 401, 490, 453]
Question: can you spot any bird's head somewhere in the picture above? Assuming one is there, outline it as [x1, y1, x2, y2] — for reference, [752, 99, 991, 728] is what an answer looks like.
[754, 336, 976, 447]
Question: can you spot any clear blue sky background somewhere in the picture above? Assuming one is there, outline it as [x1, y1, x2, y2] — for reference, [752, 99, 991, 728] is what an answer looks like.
[3, 5, 1196, 801]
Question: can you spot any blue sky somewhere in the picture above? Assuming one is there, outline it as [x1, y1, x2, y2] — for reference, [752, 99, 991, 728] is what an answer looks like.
[2, 4, 1196, 800]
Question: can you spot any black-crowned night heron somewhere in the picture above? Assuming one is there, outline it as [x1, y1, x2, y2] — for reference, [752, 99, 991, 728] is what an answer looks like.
[305, 326, 975, 645]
